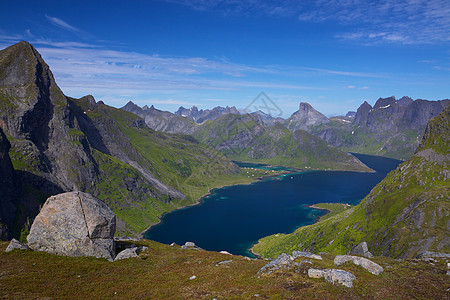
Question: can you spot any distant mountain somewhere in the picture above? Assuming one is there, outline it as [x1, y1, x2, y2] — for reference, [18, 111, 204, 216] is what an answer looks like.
[310, 96, 449, 159]
[286, 102, 330, 132]
[175, 105, 240, 123]
[0, 41, 245, 239]
[250, 110, 285, 126]
[192, 113, 371, 171]
[122, 101, 197, 134]
[254, 104, 449, 259]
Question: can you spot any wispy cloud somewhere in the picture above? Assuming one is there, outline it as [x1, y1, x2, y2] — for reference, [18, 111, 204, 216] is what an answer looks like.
[46, 15, 82, 33]
[163, 0, 450, 44]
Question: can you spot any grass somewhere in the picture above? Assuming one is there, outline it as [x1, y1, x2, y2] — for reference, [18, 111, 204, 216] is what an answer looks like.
[1, 240, 448, 299]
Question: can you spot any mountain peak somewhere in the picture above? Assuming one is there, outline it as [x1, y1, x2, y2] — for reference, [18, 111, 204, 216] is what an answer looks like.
[286, 102, 329, 131]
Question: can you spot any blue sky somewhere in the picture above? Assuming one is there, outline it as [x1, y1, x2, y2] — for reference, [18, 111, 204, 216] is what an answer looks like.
[1, 0, 449, 117]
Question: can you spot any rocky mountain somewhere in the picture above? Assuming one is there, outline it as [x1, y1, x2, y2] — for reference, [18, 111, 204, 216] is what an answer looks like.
[311, 96, 449, 159]
[254, 104, 449, 259]
[175, 105, 240, 123]
[0, 41, 249, 239]
[192, 113, 371, 171]
[122, 101, 196, 134]
[286, 102, 330, 132]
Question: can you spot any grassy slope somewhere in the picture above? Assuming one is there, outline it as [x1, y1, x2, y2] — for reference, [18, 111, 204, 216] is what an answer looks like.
[193, 115, 372, 172]
[253, 107, 449, 259]
[1, 241, 448, 299]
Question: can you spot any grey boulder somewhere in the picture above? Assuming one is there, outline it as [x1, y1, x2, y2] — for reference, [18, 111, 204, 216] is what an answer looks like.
[114, 247, 140, 261]
[27, 192, 116, 260]
[308, 268, 356, 288]
[349, 242, 373, 258]
[5, 238, 28, 252]
[334, 255, 383, 275]
[292, 251, 322, 260]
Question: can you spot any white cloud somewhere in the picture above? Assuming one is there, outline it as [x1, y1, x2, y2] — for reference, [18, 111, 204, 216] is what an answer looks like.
[46, 15, 82, 33]
[163, 0, 450, 44]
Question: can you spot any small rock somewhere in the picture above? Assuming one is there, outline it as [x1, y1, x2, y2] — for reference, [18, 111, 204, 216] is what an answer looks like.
[349, 242, 373, 258]
[292, 251, 322, 260]
[114, 247, 140, 261]
[219, 250, 231, 255]
[5, 238, 28, 252]
[308, 268, 356, 288]
[216, 260, 233, 266]
[138, 246, 148, 253]
[189, 275, 197, 280]
[170, 242, 176, 247]
[181, 241, 202, 250]
[334, 255, 383, 275]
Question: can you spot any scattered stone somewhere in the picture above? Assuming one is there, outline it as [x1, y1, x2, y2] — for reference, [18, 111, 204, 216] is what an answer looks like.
[139, 246, 148, 253]
[189, 275, 197, 280]
[349, 242, 374, 258]
[308, 268, 356, 288]
[27, 192, 116, 261]
[216, 260, 233, 266]
[292, 251, 322, 260]
[219, 250, 232, 255]
[334, 255, 384, 275]
[5, 238, 28, 252]
[242, 256, 252, 261]
[114, 247, 140, 261]
[170, 242, 176, 247]
[181, 241, 202, 250]
[258, 253, 294, 274]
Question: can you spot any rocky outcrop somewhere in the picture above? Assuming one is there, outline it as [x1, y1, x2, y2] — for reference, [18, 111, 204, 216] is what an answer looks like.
[27, 192, 116, 260]
[286, 102, 329, 132]
[334, 255, 383, 275]
[308, 268, 356, 288]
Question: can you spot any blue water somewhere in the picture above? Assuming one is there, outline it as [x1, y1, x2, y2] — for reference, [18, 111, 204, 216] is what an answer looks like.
[145, 154, 402, 257]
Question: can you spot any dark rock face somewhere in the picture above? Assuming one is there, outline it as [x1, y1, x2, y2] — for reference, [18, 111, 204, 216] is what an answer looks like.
[0, 128, 16, 240]
[27, 192, 116, 260]
[286, 102, 329, 132]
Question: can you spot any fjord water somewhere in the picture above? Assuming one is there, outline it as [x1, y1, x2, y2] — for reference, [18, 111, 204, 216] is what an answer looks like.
[145, 154, 402, 257]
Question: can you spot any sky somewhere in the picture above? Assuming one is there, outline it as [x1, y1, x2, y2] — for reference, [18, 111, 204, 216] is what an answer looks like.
[1, 0, 449, 117]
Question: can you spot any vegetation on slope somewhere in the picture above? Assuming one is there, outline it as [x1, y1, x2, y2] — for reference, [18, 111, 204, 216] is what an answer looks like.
[253, 105, 450, 259]
[1, 241, 448, 299]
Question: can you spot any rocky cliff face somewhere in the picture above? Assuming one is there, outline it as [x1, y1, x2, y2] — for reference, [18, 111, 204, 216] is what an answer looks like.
[312, 97, 449, 159]
[286, 102, 330, 132]
[255, 104, 449, 258]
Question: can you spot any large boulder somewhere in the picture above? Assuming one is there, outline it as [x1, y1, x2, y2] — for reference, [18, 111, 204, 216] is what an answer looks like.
[308, 268, 356, 288]
[334, 255, 383, 275]
[348, 242, 373, 258]
[27, 192, 116, 260]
